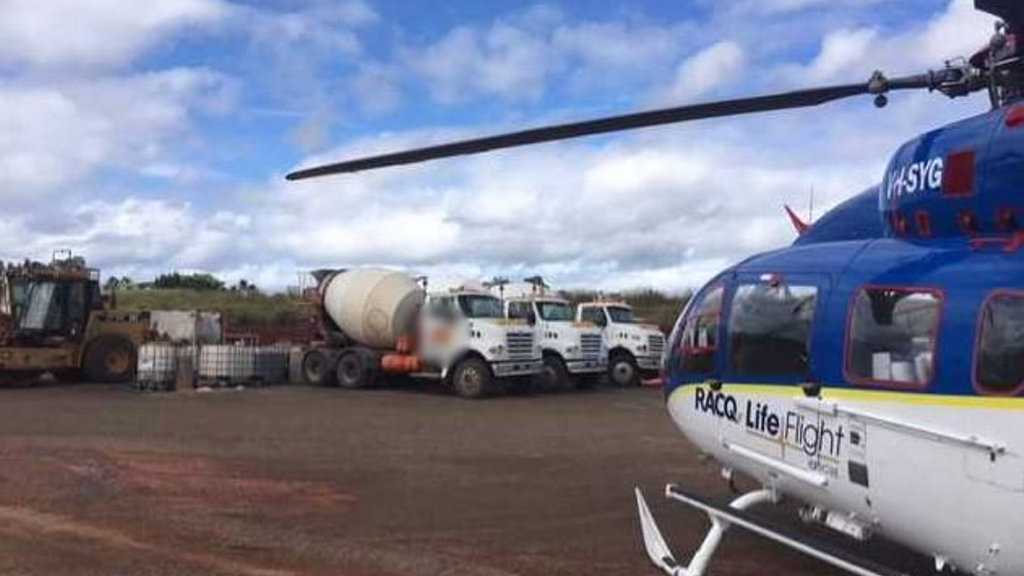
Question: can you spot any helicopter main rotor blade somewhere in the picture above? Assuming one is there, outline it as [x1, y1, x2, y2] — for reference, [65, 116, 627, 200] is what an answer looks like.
[286, 73, 935, 180]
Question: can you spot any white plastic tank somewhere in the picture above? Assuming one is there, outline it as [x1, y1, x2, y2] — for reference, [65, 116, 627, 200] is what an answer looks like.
[137, 343, 179, 386]
[199, 345, 256, 382]
[321, 269, 424, 349]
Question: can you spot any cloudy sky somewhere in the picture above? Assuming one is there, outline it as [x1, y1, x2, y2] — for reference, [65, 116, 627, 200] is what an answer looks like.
[0, 0, 1000, 292]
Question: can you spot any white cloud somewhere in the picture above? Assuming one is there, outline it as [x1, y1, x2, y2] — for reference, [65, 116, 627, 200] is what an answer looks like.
[0, 198, 250, 277]
[788, 0, 996, 82]
[807, 28, 878, 81]
[353, 64, 403, 116]
[0, 0, 1005, 296]
[404, 13, 694, 104]
[0, 0, 232, 69]
[0, 68, 236, 193]
[720, 0, 889, 16]
[661, 41, 747, 103]
[408, 25, 555, 104]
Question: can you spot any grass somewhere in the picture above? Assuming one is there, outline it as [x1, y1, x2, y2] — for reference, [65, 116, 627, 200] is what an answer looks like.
[116, 287, 691, 334]
[116, 289, 312, 328]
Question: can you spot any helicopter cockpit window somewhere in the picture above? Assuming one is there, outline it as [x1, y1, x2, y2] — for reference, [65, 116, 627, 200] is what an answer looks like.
[976, 293, 1024, 394]
[678, 284, 724, 374]
[847, 287, 941, 389]
[729, 282, 817, 377]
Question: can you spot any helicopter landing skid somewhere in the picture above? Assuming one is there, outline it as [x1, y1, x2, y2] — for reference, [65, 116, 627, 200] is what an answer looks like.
[635, 485, 909, 576]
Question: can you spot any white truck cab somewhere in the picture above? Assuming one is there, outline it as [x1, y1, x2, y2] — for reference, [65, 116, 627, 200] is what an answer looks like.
[576, 301, 665, 387]
[419, 289, 542, 396]
[503, 296, 606, 390]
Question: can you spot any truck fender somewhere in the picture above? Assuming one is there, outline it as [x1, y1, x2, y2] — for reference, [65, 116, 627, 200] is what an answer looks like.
[542, 348, 566, 362]
[608, 346, 634, 361]
[443, 349, 491, 381]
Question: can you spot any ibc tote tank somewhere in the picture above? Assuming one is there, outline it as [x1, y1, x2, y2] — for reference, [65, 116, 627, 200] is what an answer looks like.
[321, 269, 424, 349]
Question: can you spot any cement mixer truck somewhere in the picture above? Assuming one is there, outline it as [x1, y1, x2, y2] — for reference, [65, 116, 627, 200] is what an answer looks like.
[301, 269, 541, 398]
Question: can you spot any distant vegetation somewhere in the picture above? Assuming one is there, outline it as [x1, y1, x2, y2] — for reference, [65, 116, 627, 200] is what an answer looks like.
[113, 271, 310, 328]
[112, 272, 690, 333]
[105, 272, 258, 294]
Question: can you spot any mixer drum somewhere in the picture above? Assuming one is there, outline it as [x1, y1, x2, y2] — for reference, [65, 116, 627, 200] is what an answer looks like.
[321, 269, 424, 350]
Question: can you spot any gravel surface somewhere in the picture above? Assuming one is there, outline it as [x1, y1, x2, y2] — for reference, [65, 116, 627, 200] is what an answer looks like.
[0, 382, 930, 575]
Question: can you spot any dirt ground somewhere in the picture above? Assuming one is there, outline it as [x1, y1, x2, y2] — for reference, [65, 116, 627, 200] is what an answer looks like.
[0, 382, 931, 576]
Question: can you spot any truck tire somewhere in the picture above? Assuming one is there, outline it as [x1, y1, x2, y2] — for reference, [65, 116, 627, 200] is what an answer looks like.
[608, 352, 639, 388]
[539, 355, 571, 391]
[83, 335, 137, 384]
[336, 350, 378, 389]
[452, 357, 493, 399]
[302, 350, 335, 387]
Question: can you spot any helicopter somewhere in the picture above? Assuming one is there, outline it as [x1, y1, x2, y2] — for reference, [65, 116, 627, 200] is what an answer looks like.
[286, 1, 1024, 574]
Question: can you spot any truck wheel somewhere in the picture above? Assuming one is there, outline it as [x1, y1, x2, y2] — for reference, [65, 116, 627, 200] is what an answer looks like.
[609, 352, 639, 388]
[539, 355, 571, 392]
[83, 336, 137, 384]
[336, 350, 377, 389]
[302, 350, 335, 387]
[452, 357, 493, 399]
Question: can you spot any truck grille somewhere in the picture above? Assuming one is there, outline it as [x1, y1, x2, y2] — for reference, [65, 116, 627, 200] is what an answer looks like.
[580, 334, 602, 359]
[648, 334, 665, 357]
[506, 332, 534, 359]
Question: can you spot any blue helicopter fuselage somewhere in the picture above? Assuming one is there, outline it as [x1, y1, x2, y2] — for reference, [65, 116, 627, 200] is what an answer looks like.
[665, 102, 1024, 399]
[660, 102, 1024, 574]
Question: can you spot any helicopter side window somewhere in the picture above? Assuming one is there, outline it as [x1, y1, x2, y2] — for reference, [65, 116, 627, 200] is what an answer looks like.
[729, 283, 817, 377]
[846, 287, 941, 389]
[678, 284, 724, 374]
[976, 292, 1024, 394]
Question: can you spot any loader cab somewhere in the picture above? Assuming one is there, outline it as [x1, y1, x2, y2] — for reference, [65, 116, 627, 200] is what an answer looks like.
[12, 276, 102, 342]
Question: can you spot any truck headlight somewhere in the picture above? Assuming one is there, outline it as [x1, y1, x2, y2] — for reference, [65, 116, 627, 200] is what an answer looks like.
[638, 344, 648, 353]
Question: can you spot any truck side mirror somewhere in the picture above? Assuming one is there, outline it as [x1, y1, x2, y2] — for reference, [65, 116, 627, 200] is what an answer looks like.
[526, 311, 537, 326]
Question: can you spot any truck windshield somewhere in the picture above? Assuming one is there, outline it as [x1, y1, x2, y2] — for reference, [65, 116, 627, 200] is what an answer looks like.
[538, 302, 574, 321]
[607, 306, 634, 323]
[458, 295, 503, 319]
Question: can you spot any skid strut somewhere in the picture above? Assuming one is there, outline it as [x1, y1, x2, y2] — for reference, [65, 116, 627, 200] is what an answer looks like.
[635, 484, 910, 576]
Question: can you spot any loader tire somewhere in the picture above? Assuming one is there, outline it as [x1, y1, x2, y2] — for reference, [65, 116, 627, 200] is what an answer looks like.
[83, 336, 137, 384]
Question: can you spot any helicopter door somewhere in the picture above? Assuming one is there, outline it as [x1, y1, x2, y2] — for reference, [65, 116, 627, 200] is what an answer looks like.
[722, 272, 837, 482]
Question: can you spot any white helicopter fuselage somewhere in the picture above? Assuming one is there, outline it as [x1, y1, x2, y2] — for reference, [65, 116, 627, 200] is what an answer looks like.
[669, 383, 1023, 574]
